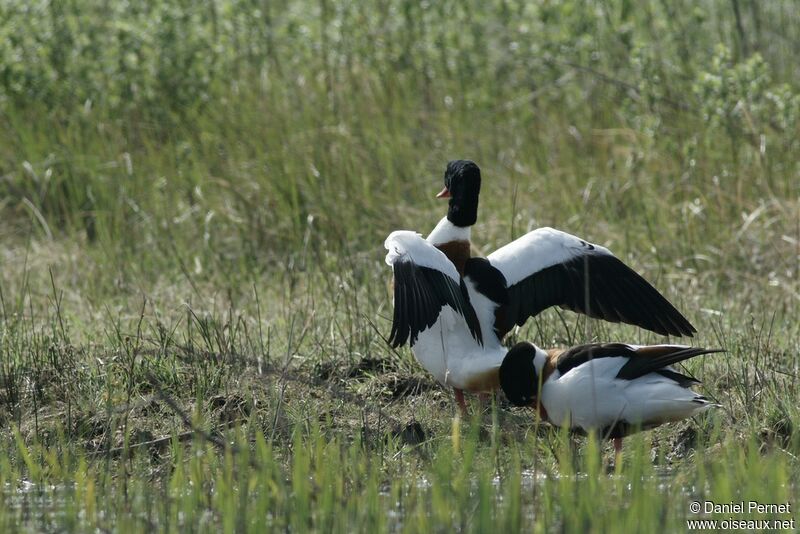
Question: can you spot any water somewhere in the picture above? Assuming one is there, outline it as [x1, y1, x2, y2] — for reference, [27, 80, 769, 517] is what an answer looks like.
[3, 480, 75, 531]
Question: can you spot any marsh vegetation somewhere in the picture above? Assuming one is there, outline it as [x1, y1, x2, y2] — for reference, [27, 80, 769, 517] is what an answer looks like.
[0, 0, 798, 531]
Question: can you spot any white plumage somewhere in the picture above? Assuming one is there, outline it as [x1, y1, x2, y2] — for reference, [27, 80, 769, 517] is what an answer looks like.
[384, 230, 461, 282]
[540, 356, 713, 433]
[426, 216, 471, 246]
[411, 307, 506, 390]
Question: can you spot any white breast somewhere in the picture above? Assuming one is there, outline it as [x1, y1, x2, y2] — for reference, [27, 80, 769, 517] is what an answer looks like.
[411, 305, 505, 391]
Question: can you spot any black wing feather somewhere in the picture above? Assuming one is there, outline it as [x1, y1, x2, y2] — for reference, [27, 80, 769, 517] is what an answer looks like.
[498, 253, 696, 338]
[616, 347, 725, 381]
[388, 259, 482, 348]
[654, 369, 702, 388]
[554, 343, 723, 383]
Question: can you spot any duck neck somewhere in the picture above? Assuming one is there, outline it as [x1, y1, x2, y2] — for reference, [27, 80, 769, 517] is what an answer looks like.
[427, 216, 471, 246]
[427, 217, 471, 275]
[532, 347, 549, 377]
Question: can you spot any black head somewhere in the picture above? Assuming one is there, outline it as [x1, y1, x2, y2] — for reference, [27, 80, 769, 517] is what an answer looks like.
[499, 342, 540, 407]
[442, 160, 481, 227]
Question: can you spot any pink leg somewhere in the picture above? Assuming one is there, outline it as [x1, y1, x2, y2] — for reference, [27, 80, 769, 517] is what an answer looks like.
[454, 388, 468, 416]
[613, 437, 623, 455]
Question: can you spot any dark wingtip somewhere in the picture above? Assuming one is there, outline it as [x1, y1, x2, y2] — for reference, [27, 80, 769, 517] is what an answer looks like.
[616, 345, 724, 381]
[387, 329, 404, 349]
[640, 285, 696, 338]
[589, 256, 697, 339]
[671, 313, 697, 337]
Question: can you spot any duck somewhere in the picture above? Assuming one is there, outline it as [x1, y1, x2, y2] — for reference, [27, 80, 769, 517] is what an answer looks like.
[499, 341, 723, 453]
[384, 160, 696, 412]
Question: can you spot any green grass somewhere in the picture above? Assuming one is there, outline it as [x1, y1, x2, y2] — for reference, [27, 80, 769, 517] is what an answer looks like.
[0, 0, 799, 531]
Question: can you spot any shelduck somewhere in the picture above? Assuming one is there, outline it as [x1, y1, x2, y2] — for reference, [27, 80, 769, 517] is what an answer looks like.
[499, 342, 723, 452]
[384, 230, 505, 408]
[384, 160, 696, 412]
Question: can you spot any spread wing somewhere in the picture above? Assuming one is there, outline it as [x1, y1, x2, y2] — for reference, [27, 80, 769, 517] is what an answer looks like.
[384, 231, 482, 348]
[487, 227, 696, 338]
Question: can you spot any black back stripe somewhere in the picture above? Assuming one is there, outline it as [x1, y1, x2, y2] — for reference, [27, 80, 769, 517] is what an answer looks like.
[555, 343, 636, 376]
[655, 368, 701, 387]
[463, 257, 508, 304]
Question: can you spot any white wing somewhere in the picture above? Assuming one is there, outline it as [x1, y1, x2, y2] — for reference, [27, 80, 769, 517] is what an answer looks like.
[487, 227, 612, 286]
[385, 231, 460, 281]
